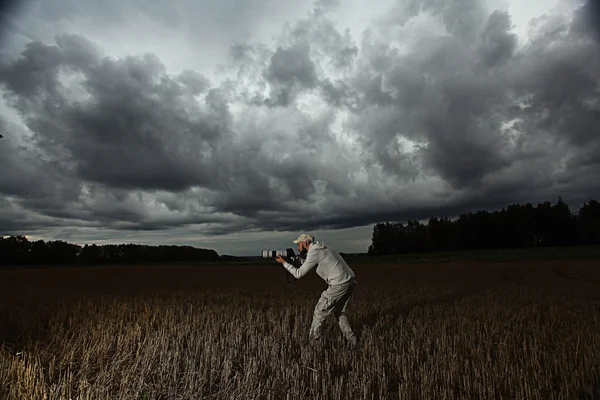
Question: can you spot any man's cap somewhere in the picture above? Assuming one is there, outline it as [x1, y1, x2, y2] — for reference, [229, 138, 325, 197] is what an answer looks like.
[293, 233, 315, 244]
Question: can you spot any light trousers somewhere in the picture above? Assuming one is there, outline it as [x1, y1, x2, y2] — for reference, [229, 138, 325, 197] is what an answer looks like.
[309, 280, 357, 345]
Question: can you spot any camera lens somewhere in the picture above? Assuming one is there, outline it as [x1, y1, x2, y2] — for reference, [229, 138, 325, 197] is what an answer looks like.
[261, 248, 296, 258]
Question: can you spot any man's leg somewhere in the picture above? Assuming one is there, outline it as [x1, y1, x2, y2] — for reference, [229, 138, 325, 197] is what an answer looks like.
[309, 292, 333, 341]
[332, 282, 358, 346]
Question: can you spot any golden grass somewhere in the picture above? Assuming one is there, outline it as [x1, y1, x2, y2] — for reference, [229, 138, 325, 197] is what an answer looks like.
[1, 260, 599, 399]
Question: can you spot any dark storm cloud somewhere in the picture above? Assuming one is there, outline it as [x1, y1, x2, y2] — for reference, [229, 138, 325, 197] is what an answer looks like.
[1, 0, 600, 246]
[477, 10, 519, 67]
[0, 115, 84, 214]
[0, 0, 21, 38]
[264, 43, 318, 106]
[0, 194, 81, 234]
[0, 119, 42, 197]
[570, 0, 600, 41]
[0, 36, 232, 192]
[239, 4, 359, 108]
[338, 0, 600, 191]
[0, 32, 331, 232]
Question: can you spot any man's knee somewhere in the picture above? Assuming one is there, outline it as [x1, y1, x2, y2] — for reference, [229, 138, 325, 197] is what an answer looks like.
[314, 293, 334, 317]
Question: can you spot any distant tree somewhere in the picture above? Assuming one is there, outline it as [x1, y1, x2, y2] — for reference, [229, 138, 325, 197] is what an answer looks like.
[80, 244, 101, 264]
[550, 196, 578, 245]
[0, 236, 221, 266]
[367, 196, 599, 256]
[504, 203, 537, 247]
[427, 216, 456, 251]
[403, 220, 429, 253]
[579, 199, 600, 244]
[369, 222, 405, 255]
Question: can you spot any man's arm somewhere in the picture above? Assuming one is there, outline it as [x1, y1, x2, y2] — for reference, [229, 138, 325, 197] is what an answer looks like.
[278, 251, 318, 279]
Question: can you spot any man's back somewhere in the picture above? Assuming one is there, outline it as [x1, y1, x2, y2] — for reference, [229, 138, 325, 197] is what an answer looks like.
[307, 241, 356, 286]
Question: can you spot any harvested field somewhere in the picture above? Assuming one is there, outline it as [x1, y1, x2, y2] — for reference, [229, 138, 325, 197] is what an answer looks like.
[1, 260, 600, 399]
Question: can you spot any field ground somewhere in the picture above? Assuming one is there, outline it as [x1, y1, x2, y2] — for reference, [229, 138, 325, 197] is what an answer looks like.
[1, 255, 600, 399]
[345, 245, 600, 264]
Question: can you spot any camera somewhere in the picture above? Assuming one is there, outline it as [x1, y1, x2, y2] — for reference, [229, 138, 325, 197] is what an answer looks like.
[261, 248, 304, 267]
[262, 247, 305, 283]
[261, 248, 296, 259]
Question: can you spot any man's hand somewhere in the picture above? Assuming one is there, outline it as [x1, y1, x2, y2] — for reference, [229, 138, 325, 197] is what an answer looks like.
[275, 255, 286, 264]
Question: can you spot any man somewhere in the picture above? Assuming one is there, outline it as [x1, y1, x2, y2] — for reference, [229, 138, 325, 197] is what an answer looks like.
[276, 233, 358, 347]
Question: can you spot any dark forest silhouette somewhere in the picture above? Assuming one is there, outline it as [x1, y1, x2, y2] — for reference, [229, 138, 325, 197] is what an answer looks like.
[1, 196, 599, 266]
[0, 238, 220, 266]
[368, 197, 600, 255]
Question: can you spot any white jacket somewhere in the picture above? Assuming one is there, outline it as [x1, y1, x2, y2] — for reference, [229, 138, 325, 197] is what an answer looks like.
[282, 241, 356, 286]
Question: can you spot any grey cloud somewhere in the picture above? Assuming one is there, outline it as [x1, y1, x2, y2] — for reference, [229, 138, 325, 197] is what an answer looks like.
[0, 116, 83, 211]
[176, 70, 210, 95]
[0, 38, 232, 192]
[343, 37, 513, 185]
[319, 79, 360, 109]
[0, 32, 343, 233]
[477, 10, 518, 67]
[263, 41, 335, 107]
[0, 40, 63, 98]
[388, 0, 488, 44]
[54, 34, 102, 69]
[265, 43, 318, 96]
[286, 11, 359, 70]
[352, 70, 393, 108]
[509, 10, 600, 148]
[1, 0, 600, 252]
[420, 73, 513, 188]
[0, 120, 43, 197]
[337, 0, 600, 190]
[436, 0, 488, 44]
[313, 0, 340, 14]
[0, 194, 79, 235]
[570, 0, 600, 41]
[11, 0, 303, 44]
[238, 5, 359, 108]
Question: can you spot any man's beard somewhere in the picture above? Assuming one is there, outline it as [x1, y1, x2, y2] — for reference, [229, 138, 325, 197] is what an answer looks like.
[299, 247, 308, 255]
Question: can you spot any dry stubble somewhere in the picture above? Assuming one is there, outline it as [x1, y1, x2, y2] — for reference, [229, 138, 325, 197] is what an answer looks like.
[1, 260, 599, 399]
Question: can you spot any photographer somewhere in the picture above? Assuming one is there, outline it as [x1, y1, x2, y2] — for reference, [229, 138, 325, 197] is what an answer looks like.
[276, 233, 358, 347]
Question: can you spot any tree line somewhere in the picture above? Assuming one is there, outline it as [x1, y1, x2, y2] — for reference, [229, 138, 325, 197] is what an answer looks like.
[368, 197, 600, 255]
[2, 196, 599, 266]
[0, 236, 221, 266]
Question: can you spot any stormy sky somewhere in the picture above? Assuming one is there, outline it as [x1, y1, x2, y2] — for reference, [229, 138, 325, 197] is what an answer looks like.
[0, 0, 599, 256]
